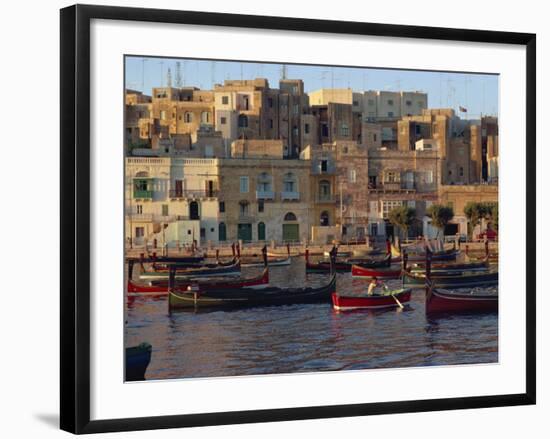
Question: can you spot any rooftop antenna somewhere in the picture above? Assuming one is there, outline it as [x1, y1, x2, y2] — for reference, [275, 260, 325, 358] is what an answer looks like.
[175, 61, 183, 87]
[141, 58, 148, 93]
[211, 61, 216, 88]
[167, 67, 172, 88]
[281, 64, 288, 80]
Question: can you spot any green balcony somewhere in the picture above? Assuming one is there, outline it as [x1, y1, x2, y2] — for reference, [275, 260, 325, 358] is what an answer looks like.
[133, 190, 153, 199]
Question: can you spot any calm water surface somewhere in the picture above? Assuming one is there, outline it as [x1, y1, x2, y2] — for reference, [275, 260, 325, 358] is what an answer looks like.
[125, 258, 498, 380]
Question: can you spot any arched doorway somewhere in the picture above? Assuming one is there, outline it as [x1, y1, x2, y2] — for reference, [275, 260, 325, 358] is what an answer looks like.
[282, 212, 299, 242]
[258, 222, 266, 241]
[189, 201, 200, 220]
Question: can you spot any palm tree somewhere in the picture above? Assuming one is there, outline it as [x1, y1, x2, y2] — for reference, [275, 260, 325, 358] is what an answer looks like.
[388, 206, 416, 240]
[427, 204, 454, 238]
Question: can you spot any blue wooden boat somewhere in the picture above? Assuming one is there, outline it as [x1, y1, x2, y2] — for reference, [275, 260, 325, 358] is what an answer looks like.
[125, 342, 152, 381]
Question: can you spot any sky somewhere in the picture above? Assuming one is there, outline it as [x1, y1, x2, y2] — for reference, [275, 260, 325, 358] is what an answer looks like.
[125, 56, 499, 119]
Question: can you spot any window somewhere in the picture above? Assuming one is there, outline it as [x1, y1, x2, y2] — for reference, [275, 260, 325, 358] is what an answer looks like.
[200, 228, 206, 239]
[162, 204, 169, 216]
[320, 211, 330, 226]
[406, 100, 412, 106]
[292, 126, 299, 136]
[387, 99, 394, 105]
[269, 119, 273, 129]
[368, 99, 375, 106]
[239, 176, 249, 193]
[321, 123, 329, 137]
[219, 201, 225, 213]
[459, 166, 464, 177]
[284, 212, 297, 221]
[321, 160, 328, 172]
[201, 111, 210, 124]
[135, 227, 145, 238]
[384, 171, 400, 183]
[283, 172, 297, 192]
[136, 205, 143, 214]
[238, 114, 248, 128]
[267, 97, 273, 108]
[353, 100, 359, 106]
[218, 222, 227, 241]
[160, 110, 167, 120]
[304, 123, 310, 134]
[239, 201, 249, 216]
[257, 172, 272, 193]
[426, 171, 433, 184]
[221, 96, 229, 105]
[382, 200, 404, 218]
[220, 117, 227, 125]
[349, 169, 356, 183]
[388, 112, 394, 117]
[189, 201, 200, 220]
[184, 112, 193, 123]
[415, 124, 422, 135]
[373, 134, 377, 142]
[258, 199, 264, 213]
[340, 123, 349, 136]
[319, 180, 331, 200]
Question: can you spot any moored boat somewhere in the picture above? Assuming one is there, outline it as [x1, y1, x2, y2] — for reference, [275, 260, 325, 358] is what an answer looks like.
[139, 260, 241, 280]
[403, 270, 498, 288]
[424, 249, 498, 313]
[306, 248, 391, 273]
[125, 342, 152, 381]
[351, 264, 402, 279]
[331, 289, 411, 310]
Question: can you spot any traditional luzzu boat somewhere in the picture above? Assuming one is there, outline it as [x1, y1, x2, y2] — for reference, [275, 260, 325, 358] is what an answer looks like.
[424, 249, 498, 314]
[390, 241, 460, 263]
[125, 342, 152, 381]
[139, 259, 241, 280]
[331, 289, 412, 311]
[240, 243, 292, 267]
[351, 264, 402, 279]
[402, 248, 497, 288]
[149, 245, 238, 272]
[169, 251, 337, 310]
[305, 247, 391, 273]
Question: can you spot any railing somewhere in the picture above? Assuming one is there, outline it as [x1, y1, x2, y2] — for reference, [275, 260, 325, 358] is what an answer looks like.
[127, 214, 191, 222]
[368, 182, 416, 193]
[169, 189, 219, 198]
[315, 194, 336, 203]
[133, 190, 153, 199]
[281, 191, 300, 201]
[255, 190, 275, 200]
[311, 163, 336, 175]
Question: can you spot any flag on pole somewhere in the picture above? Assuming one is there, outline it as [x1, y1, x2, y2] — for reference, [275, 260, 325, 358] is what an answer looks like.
[459, 106, 467, 112]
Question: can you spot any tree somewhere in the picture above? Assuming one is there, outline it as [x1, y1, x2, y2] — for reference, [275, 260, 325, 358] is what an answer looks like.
[427, 204, 454, 238]
[388, 206, 416, 239]
[464, 202, 483, 240]
[491, 203, 499, 232]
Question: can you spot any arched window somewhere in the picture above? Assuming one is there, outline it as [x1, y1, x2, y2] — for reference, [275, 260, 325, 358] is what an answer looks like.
[284, 212, 297, 222]
[257, 222, 266, 241]
[238, 114, 248, 128]
[218, 222, 226, 242]
[201, 111, 210, 124]
[319, 180, 331, 201]
[320, 211, 330, 227]
[256, 172, 272, 193]
[184, 112, 193, 123]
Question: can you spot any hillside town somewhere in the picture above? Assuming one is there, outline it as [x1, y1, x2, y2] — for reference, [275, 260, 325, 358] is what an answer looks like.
[125, 76, 498, 249]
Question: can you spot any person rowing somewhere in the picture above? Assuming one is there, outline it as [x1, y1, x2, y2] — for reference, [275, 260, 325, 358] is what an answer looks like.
[367, 276, 389, 296]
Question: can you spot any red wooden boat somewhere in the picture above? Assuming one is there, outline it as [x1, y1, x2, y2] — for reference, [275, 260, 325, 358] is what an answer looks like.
[305, 247, 390, 273]
[351, 264, 402, 279]
[331, 289, 411, 310]
[424, 249, 498, 313]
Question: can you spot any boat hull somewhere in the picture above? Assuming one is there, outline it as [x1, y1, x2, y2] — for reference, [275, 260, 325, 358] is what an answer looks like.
[351, 265, 402, 279]
[332, 290, 411, 310]
[403, 270, 498, 288]
[169, 275, 336, 310]
[140, 263, 241, 280]
[125, 343, 152, 381]
[427, 288, 498, 313]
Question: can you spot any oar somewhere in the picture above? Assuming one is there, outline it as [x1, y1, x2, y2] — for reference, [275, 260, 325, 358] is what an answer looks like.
[391, 293, 404, 309]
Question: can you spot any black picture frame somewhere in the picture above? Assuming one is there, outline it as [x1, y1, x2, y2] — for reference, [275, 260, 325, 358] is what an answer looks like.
[60, 4, 536, 434]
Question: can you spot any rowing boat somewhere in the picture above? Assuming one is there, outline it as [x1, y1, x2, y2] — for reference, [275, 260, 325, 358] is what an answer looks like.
[331, 289, 411, 310]
[139, 260, 241, 280]
[351, 264, 402, 279]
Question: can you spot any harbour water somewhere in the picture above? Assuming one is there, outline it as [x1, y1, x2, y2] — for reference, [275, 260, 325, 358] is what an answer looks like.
[125, 258, 498, 380]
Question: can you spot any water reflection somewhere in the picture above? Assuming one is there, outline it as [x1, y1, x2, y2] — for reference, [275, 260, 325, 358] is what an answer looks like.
[126, 257, 498, 380]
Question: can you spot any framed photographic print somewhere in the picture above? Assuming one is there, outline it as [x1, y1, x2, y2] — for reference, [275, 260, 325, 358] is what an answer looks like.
[60, 4, 536, 434]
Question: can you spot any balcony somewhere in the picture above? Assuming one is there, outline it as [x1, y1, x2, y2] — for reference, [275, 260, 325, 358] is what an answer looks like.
[368, 182, 416, 193]
[255, 190, 275, 200]
[169, 189, 219, 199]
[127, 214, 191, 223]
[133, 190, 153, 200]
[281, 191, 300, 201]
[311, 163, 336, 175]
[315, 194, 336, 203]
